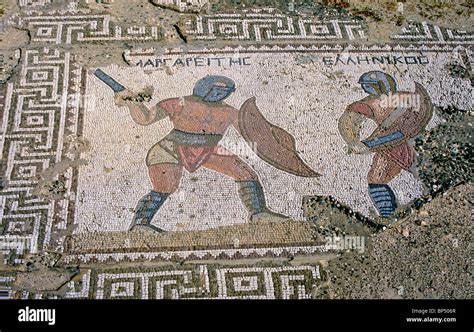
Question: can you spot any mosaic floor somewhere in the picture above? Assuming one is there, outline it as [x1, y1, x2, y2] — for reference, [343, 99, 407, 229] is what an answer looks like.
[0, 0, 472, 299]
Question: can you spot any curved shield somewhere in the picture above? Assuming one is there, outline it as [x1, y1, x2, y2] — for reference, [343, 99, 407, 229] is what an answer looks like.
[238, 97, 320, 178]
[363, 82, 433, 152]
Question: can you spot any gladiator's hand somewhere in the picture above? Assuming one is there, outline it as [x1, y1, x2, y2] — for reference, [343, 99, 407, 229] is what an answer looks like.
[114, 88, 153, 107]
[345, 142, 370, 155]
[114, 89, 136, 107]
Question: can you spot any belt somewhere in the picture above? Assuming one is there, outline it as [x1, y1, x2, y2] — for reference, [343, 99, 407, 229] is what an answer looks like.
[166, 129, 223, 146]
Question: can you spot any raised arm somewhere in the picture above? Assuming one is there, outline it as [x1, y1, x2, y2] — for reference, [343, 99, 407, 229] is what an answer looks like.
[126, 102, 168, 126]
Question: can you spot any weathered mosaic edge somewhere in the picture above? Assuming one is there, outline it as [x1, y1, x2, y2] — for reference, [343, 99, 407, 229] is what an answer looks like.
[2, 263, 322, 299]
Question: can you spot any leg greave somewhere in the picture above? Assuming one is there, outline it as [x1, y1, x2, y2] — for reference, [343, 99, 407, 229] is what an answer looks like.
[237, 180, 267, 216]
[131, 191, 170, 230]
[368, 184, 397, 217]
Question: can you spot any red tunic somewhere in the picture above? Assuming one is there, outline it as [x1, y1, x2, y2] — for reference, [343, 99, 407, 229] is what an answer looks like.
[348, 98, 414, 171]
[157, 97, 237, 172]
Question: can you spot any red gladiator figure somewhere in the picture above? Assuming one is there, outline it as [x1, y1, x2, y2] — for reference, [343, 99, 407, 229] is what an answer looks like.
[338, 71, 433, 219]
[96, 73, 320, 233]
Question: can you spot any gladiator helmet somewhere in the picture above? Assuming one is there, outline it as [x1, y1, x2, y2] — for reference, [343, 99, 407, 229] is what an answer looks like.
[358, 71, 397, 96]
[193, 75, 236, 102]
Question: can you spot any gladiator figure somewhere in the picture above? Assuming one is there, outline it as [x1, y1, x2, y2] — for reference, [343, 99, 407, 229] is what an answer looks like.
[338, 71, 433, 218]
[100, 73, 319, 233]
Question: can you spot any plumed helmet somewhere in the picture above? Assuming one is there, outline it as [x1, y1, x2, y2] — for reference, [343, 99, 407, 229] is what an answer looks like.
[193, 75, 236, 102]
[358, 71, 397, 96]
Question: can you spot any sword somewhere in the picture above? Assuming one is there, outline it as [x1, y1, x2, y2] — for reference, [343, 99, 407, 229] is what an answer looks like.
[93, 69, 126, 93]
[362, 130, 404, 148]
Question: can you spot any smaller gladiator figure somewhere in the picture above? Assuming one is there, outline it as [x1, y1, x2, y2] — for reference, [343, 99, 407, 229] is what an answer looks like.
[338, 71, 433, 218]
[94, 70, 319, 233]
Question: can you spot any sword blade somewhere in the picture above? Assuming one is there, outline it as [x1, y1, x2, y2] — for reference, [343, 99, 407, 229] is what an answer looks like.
[363, 130, 404, 148]
[94, 69, 125, 93]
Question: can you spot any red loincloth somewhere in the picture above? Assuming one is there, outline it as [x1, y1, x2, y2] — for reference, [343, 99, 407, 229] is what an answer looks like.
[176, 145, 215, 172]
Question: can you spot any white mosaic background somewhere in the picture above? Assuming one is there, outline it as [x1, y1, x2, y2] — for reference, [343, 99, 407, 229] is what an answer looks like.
[74, 51, 471, 233]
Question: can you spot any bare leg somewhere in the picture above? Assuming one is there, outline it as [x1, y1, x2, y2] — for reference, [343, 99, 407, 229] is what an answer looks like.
[148, 163, 183, 193]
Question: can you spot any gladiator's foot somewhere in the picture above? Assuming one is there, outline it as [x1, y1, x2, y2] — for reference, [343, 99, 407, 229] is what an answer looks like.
[129, 219, 166, 233]
[129, 191, 170, 234]
[250, 209, 290, 223]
